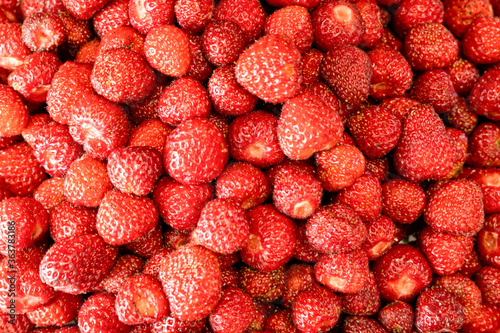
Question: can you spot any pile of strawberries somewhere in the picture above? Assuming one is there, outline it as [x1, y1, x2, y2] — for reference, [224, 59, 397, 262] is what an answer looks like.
[0, 0, 499, 331]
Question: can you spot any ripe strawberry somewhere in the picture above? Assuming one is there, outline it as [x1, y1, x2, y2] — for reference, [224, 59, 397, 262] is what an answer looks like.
[467, 122, 500, 167]
[280, 264, 315, 308]
[57, 11, 92, 47]
[158, 76, 211, 126]
[174, 0, 213, 34]
[209, 286, 258, 333]
[468, 69, 500, 121]
[393, 104, 455, 182]
[300, 49, 323, 89]
[63, 154, 112, 208]
[78, 292, 131, 333]
[415, 288, 464, 333]
[144, 25, 191, 77]
[92, 0, 130, 39]
[362, 215, 397, 260]
[411, 69, 458, 114]
[265, 309, 300, 333]
[380, 96, 420, 120]
[0, 84, 29, 138]
[128, 119, 172, 154]
[444, 0, 493, 38]
[96, 189, 159, 246]
[213, 0, 266, 42]
[124, 222, 164, 258]
[164, 117, 228, 185]
[221, 266, 239, 288]
[235, 34, 302, 104]
[201, 19, 246, 67]
[129, 85, 167, 124]
[341, 271, 381, 316]
[238, 265, 285, 302]
[378, 301, 414, 333]
[158, 245, 222, 321]
[151, 316, 206, 333]
[293, 223, 322, 263]
[0, 23, 31, 70]
[343, 316, 388, 333]
[33, 177, 65, 211]
[477, 213, 500, 268]
[97, 25, 145, 57]
[96, 254, 143, 294]
[25, 291, 82, 327]
[311, 0, 365, 51]
[392, 0, 444, 36]
[266, 0, 321, 8]
[0, 135, 21, 150]
[40, 234, 117, 294]
[444, 58, 480, 96]
[241, 205, 296, 272]
[373, 244, 433, 302]
[424, 179, 484, 236]
[381, 179, 426, 224]
[62, 0, 108, 19]
[208, 65, 258, 117]
[356, 0, 383, 48]
[21, 12, 66, 52]
[458, 248, 483, 278]
[129, 0, 175, 35]
[446, 97, 478, 135]
[292, 283, 342, 333]
[186, 33, 213, 81]
[462, 304, 500, 333]
[404, 22, 458, 71]
[143, 248, 172, 278]
[20, 0, 65, 18]
[463, 16, 500, 64]
[49, 201, 97, 242]
[306, 203, 367, 254]
[321, 45, 372, 107]
[476, 266, 500, 308]
[336, 174, 382, 222]
[444, 127, 468, 179]
[0, 312, 35, 333]
[377, 26, 404, 52]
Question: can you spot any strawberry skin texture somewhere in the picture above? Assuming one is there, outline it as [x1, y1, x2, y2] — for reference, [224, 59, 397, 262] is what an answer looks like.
[26, 291, 83, 327]
[78, 292, 131, 333]
[49, 201, 97, 243]
[468, 69, 500, 121]
[0, 84, 29, 138]
[463, 16, 500, 64]
[39, 234, 118, 295]
[209, 286, 257, 333]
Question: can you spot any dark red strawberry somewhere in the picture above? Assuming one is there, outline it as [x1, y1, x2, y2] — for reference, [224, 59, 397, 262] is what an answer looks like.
[382, 179, 426, 224]
[280, 264, 315, 308]
[415, 288, 464, 333]
[266, 0, 321, 8]
[201, 19, 246, 67]
[92, 0, 130, 39]
[129, 85, 168, 124]
[463, 16, 500, 64]
[378, 301, 414, 333]
[0, 23, 31, 70]
[293, 223, 322, 263]
[341, 271, 381, 316]
[0, 84, 29, 138]
[129, 0, 175, 35]
[49, 201, 97, 242]
[78, 292, 131, 333]
[458, 248, 483, 278]
[467, 122, 500, 167]
[57, 11, 92, 47]
[462, 304, 500, 333]
[477, 213, 500, 268]
[209, 286, 258, 333]
[300, 48, 323, 89]
[21, 12, 66, 52]
[213, 0, 266, 42]
[476, 266, 500, 308]
[468, 69, 500, 122]
[128, 118, 173, 153]
[25, 291, 82, 327]
[446, 97, 478, 135]
[265, 309, 300, 333]
[343, 316, 388, 333]
[392, 0, 444, 36]
[238, 265, 285, 303]
[186, 32, 213, 81]
[33, 177, 65, 211]
[444, 58, 480, 96]
[96, 254, 144, 294]
[411, 69, 458, 114]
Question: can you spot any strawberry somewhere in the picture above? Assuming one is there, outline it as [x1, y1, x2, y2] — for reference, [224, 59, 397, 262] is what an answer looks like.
[186, 33, 213, 81]
[462, 304, 500, 333]
[164, 117, 228, 185]
[57, 11, 92, 47]
[78, 292, 131, 333]
[124, 223, 164, 258]
[266, 0, 321, 8]
[362, 215, 397, 260]
[62, 0, 108, 19]
[129, 85, 167, 124]
[382, 179, 426, 224]
[265, 309, 300, 333]
[306, 203, 367, 254]
[380, 96, 420, 120]
[21, 13, 66, 52]
[92, 0, 130, 39]
[300, 49, 323, 89]
[392, 0, 444, 36]
[411, 69, 458, 114]
[378, 301, 414, 333]
[57, 327, 84, 333]
[415, 288, 464, 333]
[292, 283, 342, 333]
[63, 154, 112, 208]
[20, 0, 65, 19]
[463, 16, 500, 64]
[0, 84, 29, 137]
[444, 58, 480, 96]
[143, 248, 172, 278]
[424, 179, 484, 236]
[91, 48, 155, 104]
[40, 234, 117, 294]
[311, 0, 365, 51]
[158, 245, 222, 321]
[0, 313, 35, 333]
[25, 291, 82, 327]
[343, 316, 388, 333]
[477, 213, 500, 268]
[468, 69, 500, 121]
[238, 265, 285, 302]
[158, 76, 211, 126]
[378, 27, 404, 52]
[209, 286, 258, 333]
[128, 120, 172, 154]
[264, 5, 313, 54]
[467, 122, 500, 167]
[8, 51, 61, 103]
[444, 0, 493, 38]
[175, 0, 213, 34]
[213, 0, 266, 42]
[404, 22, 459, 71]
[129, 0, 175, 35]
[0, 23, 31, 70]
[201, 19, 246, 67]
[476, 266, 500, 308]
[281, 264, 315, 308]
[393, 104, 455, 182]
[49, 201, 97, 242]
[96, 189, 159, 246]
[96, 25, 145, 57]
[235, 34, 302, 104]
[241, 205, 296, 272]
[208, 65, 258, 117]
[336, 174, 382, 222]
[446, 97, 478, 135]
[373, 244, 433, 302]
[151, 316, 206, 333]
[153, 176, 213, 231]
[458, 248, 483, 278]
[33, 177, 65, 211]
[107, 146, 162, 196]
[341, 271, 381, 316]
[321, 45, 372, 107]
[215, 162, 270, 210]
[293, 223, 322, 263]
[221, 266, 238, 288]
[96, 254, 143, 294]
[445, 127, 468, 179]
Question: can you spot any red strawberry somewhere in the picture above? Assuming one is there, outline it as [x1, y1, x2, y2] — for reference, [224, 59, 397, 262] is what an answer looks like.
[129, 85, 168, 124]
[96, 189, 159, 246]
[128, 119, 173, 153]
[356, 0, 383, 48]
[238, 265, 285, 303]
[476, 266, 500, 308]
[467, 122, 500, 167]
[424, 179, 484, 236]
[143, 248, 172, 278]
[124, 222, 164, 258]
[415, 288, 464, 333]
[444, 58, 480, 96]
[63, 154, 111, 208]
[0, 23, 31, 70]
[265, 309, 300, 333]
[92, 0, 130, 39]
[21, 13, 66, 52]
[362, 215, 397, 260]
[393, 104, 455, 182]
[336, 174, 382, 222]
[266, 0, 321, 8]
[411, 69, 458, 114]
[281, 264, 315, 308]
[57, 11, 92, 47]
[378, 27, 404, 52]
[241, 205, 296, 272]
[144, 25, 191, 77]
[91, 48, 155, 104]
[97, 25, 145, 57]
[213, 0, 266, 42]
[373, 244, 433, 302]
[228, 111, 284, 168]
[186, 32, 213, 81]
[33, 177, 65, 211]
[0, 312, 35, 333]
[380, 96, 420, 120]
[463, 16, 500, 64]
[462, 304, 500, 333]
[0, 84, 29, 138]
[96, 254, 143, 294]
[321, 45, 372, 107]
[175, 0, 213, 34]
[49, 201, 97, 242]
[129, 0, 175, 35]
[39, 234, 117, 294]
[341, 271, 381, 316]
[404, 22, 458, 71]
[292, 284, 342, 333]
[157, 76, 211, 126]
[306, 203, 367, 254]
[164, 117, 228, 185]
[444, 0, 493, 38]
[444, 127, 468, 179]
[20, 0, 65, 18]
[151, 316, 206, 333]
[209, 286, 258, 333]
[365, 156, 390, 180]
[458, 248, 483, 278]
[477, 213, 500, 268]
[300, 48, 323, 88]
[78, 292, 131, 333]
[468, 70, 500, 121]
[392, 0, 444, 36]
[25, 291, 82, 327]
[343, 316, 388, 333]
[235, 34, 302, 104]
[293, 223, 322, 263]
[158, 245, 222, 321]
[378, 301, 414, 333]
[311, 0, 365, 51]
[153, 176, 213, 231]
[208, 65, 258, 117]
[61, 0, 108, 19]
[107, 146, 162, 196]
[381, 179, 426, 224]
[315, 144, 366, 192]
[314, 248, 370, 294]
[446, 97, 478, 135]
[201, 19, 246, 66]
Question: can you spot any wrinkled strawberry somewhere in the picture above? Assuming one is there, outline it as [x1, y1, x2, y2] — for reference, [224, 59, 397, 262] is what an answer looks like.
[26, 291, 82, 327]
[78, 292, 131, 333]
